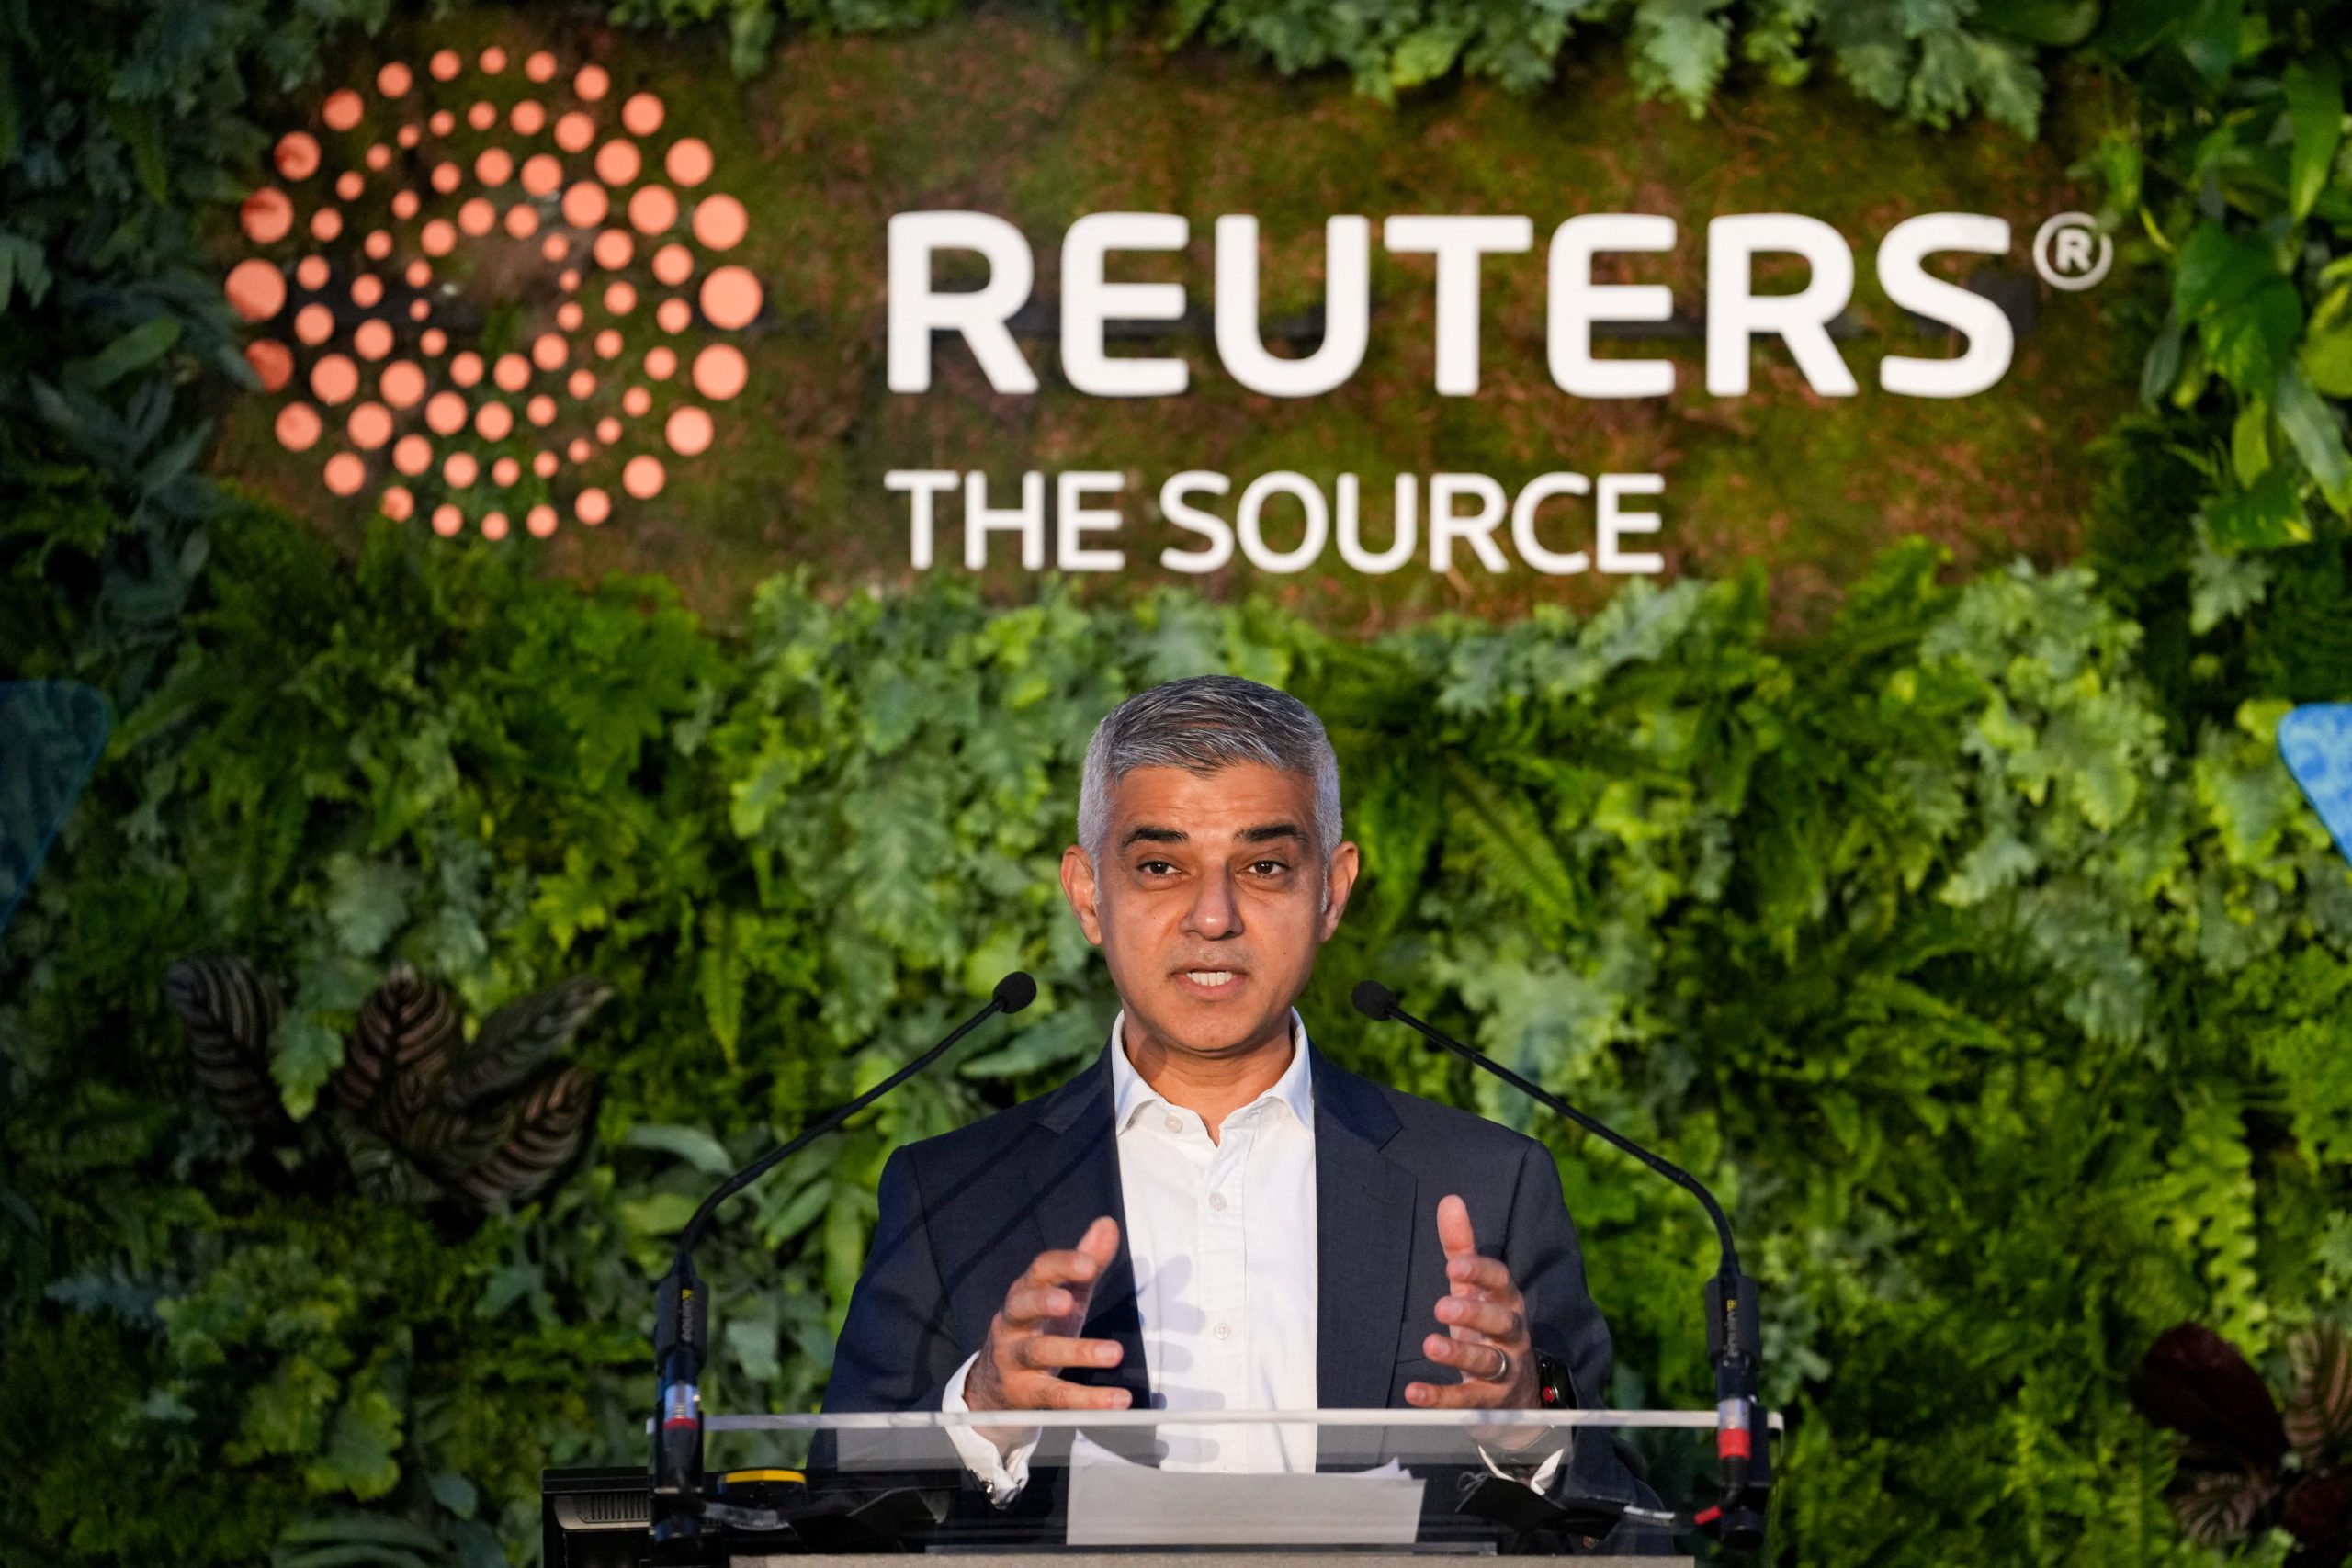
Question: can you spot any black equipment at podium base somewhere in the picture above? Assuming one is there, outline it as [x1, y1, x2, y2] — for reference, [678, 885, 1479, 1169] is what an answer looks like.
[548, 1467, 959, 1567]
[544, 1439, 1771, 1565]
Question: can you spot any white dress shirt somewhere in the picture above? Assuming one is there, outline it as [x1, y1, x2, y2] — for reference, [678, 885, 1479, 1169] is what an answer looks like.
[943, 1008, 1320, 1496]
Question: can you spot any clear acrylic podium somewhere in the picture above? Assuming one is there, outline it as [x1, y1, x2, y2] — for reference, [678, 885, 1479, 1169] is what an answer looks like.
[545, 1408, 1781, 1565]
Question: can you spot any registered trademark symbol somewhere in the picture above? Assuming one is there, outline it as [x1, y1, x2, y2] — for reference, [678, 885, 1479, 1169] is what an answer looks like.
[2033, 211, 2112, 290]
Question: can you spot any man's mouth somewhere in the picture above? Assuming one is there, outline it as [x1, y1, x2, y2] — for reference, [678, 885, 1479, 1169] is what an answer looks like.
[1174, 967, 1246, 995]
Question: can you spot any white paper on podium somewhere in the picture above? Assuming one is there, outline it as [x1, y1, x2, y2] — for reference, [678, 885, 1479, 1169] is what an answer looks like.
[1063, 1431, 1428, 1547]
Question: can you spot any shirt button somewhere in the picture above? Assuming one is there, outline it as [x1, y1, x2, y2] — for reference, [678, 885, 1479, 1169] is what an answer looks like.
[1213, 1322, 1233, 1341]
[1163, 1115, 1182, 1133]
[1208, 1192, 1227, 1211]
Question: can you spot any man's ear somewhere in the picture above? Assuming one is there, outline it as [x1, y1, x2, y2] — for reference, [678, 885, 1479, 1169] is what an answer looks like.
[1061, 843, 1104, 946]
[1317, 840, 1362, 942]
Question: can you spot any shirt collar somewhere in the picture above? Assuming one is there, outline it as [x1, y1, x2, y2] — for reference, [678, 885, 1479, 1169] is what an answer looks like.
[1108, 1007, 1316, 1132]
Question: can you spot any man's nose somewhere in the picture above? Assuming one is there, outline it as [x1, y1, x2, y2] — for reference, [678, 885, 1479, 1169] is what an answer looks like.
[1183, 868, 1242, 938]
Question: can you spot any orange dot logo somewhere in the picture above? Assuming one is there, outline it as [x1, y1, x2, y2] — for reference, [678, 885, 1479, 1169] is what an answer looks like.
[228, 46, 757, 539]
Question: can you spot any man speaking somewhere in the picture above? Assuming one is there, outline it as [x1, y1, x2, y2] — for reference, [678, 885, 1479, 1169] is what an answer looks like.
[824, 675, 1631, 1517]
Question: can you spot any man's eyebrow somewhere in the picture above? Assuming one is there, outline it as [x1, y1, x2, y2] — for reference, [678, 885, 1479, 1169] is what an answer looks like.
[1238, 823, 1305, 844]
[1119, 825, 1188, 848]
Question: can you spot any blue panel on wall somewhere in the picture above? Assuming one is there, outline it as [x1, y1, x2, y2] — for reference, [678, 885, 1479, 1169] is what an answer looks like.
[2280, 703, 2352, 866]
[0, 681, 112, 945]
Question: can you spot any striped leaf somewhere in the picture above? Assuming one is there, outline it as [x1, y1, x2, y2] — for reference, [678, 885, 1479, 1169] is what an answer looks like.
[390, 1098, 507, 1185]
[329, 1112, 442, 1207]
[2169, 1461, 2277, 1547]
[273, 1507, 451, 1568]
[2285, 1322, 2352, 1463]
[335, 964, 459, 1120]
[164, 955, 284, 1128]
[455, 1067, 595, 1209]
[435, 976, 613, 1111]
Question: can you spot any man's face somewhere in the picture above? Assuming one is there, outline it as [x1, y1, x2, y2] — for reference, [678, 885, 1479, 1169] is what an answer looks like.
[1060, 761, 1359, 1062]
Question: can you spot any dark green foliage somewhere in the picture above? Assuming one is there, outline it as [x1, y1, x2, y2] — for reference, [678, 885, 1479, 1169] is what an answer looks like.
[608, 0, 2058, 125]
[164, 955, 611, 1210]
[274, 1508, 508, 1568]
[0, 0, 386, 705]
[6, 508, 2351, 1566]
[2078, 2, 2352, 721]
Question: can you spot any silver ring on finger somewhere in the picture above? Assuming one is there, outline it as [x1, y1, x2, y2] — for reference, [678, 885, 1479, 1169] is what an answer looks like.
[1480, 1345, 1512, 1382]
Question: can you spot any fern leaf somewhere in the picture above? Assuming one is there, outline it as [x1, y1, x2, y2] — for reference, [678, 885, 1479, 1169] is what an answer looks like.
[1442, 758, 1585, 939]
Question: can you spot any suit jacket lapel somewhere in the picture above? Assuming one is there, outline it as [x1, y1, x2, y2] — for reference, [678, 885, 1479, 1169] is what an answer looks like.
[1311, 1045, 1418, 1410]
[1031, 1042, 1149, 1406]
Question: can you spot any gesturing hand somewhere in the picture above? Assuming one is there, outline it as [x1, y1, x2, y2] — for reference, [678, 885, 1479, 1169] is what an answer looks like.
[963, 1215, 1131, 1447]
[1407, 1194, 1542, 1412]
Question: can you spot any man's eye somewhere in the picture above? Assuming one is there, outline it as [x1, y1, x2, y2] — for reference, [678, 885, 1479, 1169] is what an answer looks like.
[1138, 861, 1176, 876]
[1250, 860, 1291, 876]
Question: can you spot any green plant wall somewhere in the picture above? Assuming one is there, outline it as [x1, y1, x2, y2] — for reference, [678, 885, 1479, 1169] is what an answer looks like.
[7, 509, 2351, 1565]
[6, 2, 2352, 1566]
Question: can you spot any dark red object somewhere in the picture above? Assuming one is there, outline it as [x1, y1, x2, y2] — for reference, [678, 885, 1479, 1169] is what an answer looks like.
[2132, 1324, 2290, 1465]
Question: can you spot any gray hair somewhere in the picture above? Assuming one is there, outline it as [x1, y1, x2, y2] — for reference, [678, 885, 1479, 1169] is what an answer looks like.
[1078, 675, 1343, 863]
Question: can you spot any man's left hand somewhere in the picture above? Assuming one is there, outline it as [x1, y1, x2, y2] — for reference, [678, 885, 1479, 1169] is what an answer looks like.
[1407, 1193, 1542, 1410]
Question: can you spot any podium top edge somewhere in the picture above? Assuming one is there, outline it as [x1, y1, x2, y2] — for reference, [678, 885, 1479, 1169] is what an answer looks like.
[685, 1408, 1786, 1433]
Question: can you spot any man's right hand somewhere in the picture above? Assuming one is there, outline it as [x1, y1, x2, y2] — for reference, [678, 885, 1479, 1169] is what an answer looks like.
[963, 1215, 1131, 1442]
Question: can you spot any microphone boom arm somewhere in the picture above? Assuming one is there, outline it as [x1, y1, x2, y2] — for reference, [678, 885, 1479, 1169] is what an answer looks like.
[650, 973, 1037, 1558]
[1371, 1003, 1739, 1277]
[1350, 979, 1768, 1554]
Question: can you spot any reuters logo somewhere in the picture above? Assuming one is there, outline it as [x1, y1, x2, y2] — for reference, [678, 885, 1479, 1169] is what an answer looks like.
[222, 47, 759, 540]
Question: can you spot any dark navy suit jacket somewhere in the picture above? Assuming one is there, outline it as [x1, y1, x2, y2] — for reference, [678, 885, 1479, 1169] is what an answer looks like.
[822, 1033, 1647, 1524]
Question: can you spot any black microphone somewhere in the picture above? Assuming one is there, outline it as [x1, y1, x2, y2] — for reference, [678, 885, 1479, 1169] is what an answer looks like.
[650, 972, 1037, 1552]
[1350, 979, 1766, 1551]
